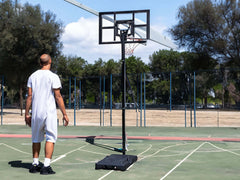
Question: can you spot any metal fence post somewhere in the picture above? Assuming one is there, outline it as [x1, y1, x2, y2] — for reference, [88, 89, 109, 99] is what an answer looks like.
[69, 77, 71, 109]
[185, 105, 187, 127]
[194, 72, 196, 128]
[99, 76, 102, 126]
[189, 73, 192, 127]
[1, 76, 4, 125]
[79, 80, 81, 110]
[74, 77, 76, 126]
[103, 76, 105, 126]
[110, 74, 112, 126]
[144, 73, 146, 127]
[136, 74, 139, 127]
[140, 73, 142, 127]
[170, 72, 172, 111]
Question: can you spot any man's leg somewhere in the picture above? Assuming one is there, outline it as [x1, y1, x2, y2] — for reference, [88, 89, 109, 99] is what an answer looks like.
[44, 141, 55, 167]
[32, 143, 41, 164]
[40, 141, 56, 175]
[41, 115, 57, 174]
[29, 143, 41, 173]
[45, 141, 54, 158]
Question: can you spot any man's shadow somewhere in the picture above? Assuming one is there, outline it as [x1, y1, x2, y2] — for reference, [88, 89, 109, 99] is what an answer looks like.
[8, 160, 43, 171]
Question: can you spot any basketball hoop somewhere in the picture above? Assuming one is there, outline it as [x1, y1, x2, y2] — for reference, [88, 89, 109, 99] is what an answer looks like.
[125, 38, 146, 56]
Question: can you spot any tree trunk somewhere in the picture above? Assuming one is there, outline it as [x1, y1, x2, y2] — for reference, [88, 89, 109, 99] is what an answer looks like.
[222, 88, 225, 109]
[204, 96, 208, 108]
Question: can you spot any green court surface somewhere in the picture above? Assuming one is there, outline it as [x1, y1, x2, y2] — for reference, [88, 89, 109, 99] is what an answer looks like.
[0, 125, 240, 180]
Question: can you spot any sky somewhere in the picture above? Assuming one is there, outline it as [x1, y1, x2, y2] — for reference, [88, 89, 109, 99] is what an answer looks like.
[18, 0, 191, 64]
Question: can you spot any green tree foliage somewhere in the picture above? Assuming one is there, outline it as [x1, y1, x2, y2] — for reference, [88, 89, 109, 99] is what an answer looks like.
[56, 55, 87, 77]
[180, 51, 217, 71]
[170, 0, 240, 68]
[180, 52, 218, 106]
[126, 56, 149, 74]
[0, 0, 63, 113]
[148, 50, 181, 104]
[103, 59, 121, 104]
[149, 49, 181, 73]
[55, 55, 87, 104]
[103, 59, 120, 75]
[148, 49, 220, 106]
[82, 59, 104, 105]
[217, 0, 240, 67]
[125, 56, 149, 104]
[170, 0, 240, 107]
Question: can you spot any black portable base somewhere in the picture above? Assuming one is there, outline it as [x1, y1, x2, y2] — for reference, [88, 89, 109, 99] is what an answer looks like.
[95, 154, 138, 171]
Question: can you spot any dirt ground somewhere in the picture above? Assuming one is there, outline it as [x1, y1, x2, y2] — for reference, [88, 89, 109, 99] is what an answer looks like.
[1, 108, 240, 127]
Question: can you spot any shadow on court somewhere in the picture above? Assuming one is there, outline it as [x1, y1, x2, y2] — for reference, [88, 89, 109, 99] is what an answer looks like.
[86, 136, 123, 152]
[1, 126, 240, 179]
[8, 161, 43, 171]
[8, 160, 32, 171]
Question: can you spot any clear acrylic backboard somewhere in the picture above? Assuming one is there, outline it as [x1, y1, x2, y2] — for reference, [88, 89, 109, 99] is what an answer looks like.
[99, 10, 150, 44]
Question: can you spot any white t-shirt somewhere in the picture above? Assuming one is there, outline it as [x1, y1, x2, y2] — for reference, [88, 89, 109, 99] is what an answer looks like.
[27, 70, 62, 120]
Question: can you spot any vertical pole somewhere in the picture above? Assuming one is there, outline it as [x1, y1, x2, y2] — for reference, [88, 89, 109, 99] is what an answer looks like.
[74, 77, 76, 126]
[140, 73, 142, 127]
[110, 74, 112, 126]
[170, 72, 172, 111]
[103, 76, 105, 126]
[144, 73, 146, 127]
[121, 30, 127, 155]
[136, 74, 139, 127]
[69, 77, 71, 109]
[79, 80, 81, 110]
[185, 105, 187, 127]
[189, 74, 192, 127]
[194, 72, 196, 128]
[99, 76, 102, 126]
[1, 76, 4, 125]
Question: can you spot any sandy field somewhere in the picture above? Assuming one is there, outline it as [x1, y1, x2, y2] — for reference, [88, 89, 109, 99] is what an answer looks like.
[1, 108, 240, 127]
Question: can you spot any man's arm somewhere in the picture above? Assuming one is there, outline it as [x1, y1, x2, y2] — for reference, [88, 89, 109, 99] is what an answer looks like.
[54, 88, 69, 126]
[25, 87, 32, 127]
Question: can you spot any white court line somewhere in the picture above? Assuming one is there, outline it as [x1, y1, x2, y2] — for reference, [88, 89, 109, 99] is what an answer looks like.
[79, 148, 108, 155]
[153, 152, 189, 158]
[140, 143, 191, 161]
[60, 161, 97, 166]
[51, 144, 88, 164]
[51, 155, 66, 163]
[138, 144, 152, 156]
[98, 142, 194, 180]
[98, 170, 114, 180]
[1, 143, 31, 155]
[207, 142, 240, 156]
[160, 142, 206, 180]
[98, 144, 153, 180]
[125, 144, 153, 171]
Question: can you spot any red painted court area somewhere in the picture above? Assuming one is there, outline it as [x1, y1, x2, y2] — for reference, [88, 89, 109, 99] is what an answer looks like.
[1, 134, 240, 142]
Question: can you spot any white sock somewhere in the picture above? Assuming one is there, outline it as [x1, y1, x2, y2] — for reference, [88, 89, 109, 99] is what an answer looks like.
[32, 158, 39, 165]
[44, 158, 51, 167]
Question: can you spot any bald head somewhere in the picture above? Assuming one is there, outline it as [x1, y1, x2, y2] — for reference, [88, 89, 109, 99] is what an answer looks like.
[40, 54, 51, 66]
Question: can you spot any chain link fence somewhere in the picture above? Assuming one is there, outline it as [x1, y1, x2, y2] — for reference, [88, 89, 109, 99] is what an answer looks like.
[1, 69, 240, 127]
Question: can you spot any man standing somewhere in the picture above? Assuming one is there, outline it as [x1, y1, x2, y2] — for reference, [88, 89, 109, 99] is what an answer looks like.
[25, 54, 69, 175]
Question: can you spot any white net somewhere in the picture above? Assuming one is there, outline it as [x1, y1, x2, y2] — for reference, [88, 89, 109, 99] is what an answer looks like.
[125, 38, 145, 56]
[125, 43, 140, 56]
